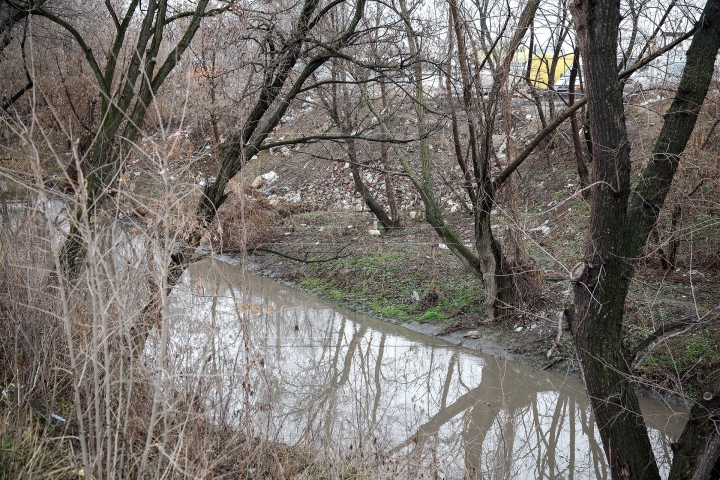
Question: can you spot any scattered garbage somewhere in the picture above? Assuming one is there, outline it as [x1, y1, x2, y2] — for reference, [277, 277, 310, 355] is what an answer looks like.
[529, 225, 550, 235]
[51, 413, 66, 423]
[412, 291, 420, 302]
[261, 171, 279, 184]
[166, 129, 186, 140]
[251, 176, 263, 189]
[438, 243, 449, 250]
[464, 330, 482, 339]
[284, 192, 301, 203]
[513, 325, 524, 332]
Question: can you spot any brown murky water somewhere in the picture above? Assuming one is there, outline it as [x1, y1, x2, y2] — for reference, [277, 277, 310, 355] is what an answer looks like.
[0, 181, 686, 478]
[154, 257, 686, 479]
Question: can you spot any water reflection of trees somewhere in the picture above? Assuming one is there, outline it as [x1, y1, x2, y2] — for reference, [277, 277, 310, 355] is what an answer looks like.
[163, 259, 679, 479]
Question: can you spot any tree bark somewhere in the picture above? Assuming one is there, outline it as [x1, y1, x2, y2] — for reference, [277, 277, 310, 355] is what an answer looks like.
[668, 380, 720, 480]
[474, 0, 539, 321]
[379, 78, 400, 222]
[570, 0, 660, 476]
[572, 0, 720, 476]
[525, 25, 548, 129]
[445, 9, 476, 204]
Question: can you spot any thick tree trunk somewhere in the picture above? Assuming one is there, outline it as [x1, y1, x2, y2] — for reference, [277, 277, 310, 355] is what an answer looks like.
[473, 0, 539, 322]
[572, 0, 720, 477]
[570, 0, 660, 476]
[668, 379, 720, 480]
[474, 183, 512, 321]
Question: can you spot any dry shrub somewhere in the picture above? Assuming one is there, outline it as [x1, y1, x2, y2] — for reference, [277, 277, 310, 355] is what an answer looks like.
[640, 93, 720, 272]
[506, 261, 545, 321]
[0, 163, 391, 478]
[0, 408, 79, 479]
[212, 188, 281, 250]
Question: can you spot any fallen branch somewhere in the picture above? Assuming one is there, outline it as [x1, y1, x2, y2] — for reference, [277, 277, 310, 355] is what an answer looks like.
[220, 242, 354, 264]
[630, 319, 692, 358]
[1, 80, 32, 111]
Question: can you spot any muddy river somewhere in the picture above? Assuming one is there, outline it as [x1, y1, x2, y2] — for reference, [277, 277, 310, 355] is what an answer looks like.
[149, 257, 686, 479]
[0, 180, 685, 478]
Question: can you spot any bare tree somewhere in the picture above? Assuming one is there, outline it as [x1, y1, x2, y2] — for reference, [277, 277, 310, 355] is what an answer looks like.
[360, 0, 540, 322]
[20, 0, 226, 275]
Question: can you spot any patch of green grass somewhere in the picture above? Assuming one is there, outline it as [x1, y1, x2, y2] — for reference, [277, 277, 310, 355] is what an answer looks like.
[552, 189, 568, 201]
[298, 278, 344, 301]
[379, 305, 409, 319]
[437, 280, 483, 315]
[680, 336, 713, 368]
[641, 333, 719, 398]
[418, 306, 444, 322]
[298, 250, 484, 324]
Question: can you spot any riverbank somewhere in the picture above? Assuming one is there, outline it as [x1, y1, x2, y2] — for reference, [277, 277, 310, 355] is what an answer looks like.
[240, 202, 717, 404]
[230, 128, 719, 404]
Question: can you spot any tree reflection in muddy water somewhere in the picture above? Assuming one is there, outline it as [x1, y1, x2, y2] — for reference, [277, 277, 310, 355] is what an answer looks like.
[0, 182, 685, 478]
[148, 258, 685, 479]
